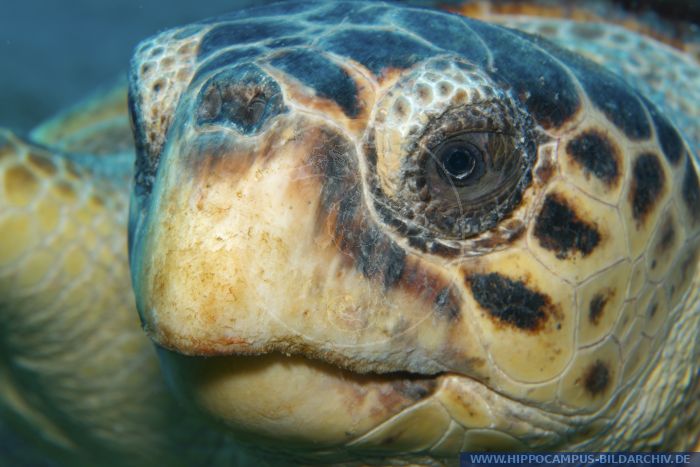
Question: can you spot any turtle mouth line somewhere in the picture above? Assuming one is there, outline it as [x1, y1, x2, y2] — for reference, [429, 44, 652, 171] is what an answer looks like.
[290, 350, 446, 384]
[229, 347, 448, 385]
[151, 318, 450, 378]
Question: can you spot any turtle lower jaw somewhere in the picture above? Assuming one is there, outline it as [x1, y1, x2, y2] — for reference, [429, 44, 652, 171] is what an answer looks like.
[155, 345, 447, 450]
[155, 346, 539, 456]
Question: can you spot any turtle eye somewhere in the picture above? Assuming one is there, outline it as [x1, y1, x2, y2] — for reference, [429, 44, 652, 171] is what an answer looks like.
[366, 57, 536, 243]
[423, 127, 523, 203]
[436, 138, 485, 187]
[416, 121, 533, 238]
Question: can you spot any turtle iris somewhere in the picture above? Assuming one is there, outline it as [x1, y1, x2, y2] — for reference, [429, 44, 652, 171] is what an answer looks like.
[412, 106, 535, 239]
[423, 129, 524, 204]
[436, 139, 485, 187]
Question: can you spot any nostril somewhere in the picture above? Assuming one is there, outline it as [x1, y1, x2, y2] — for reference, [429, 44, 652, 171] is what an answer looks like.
[246, 95, 267, 126]
[194, 64, 287, 135]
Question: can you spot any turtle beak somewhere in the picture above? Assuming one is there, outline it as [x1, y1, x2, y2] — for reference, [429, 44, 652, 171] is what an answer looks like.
[126, 18, 488, 380]
[129, 109, 485, 450]
[129, 107, 490, 376]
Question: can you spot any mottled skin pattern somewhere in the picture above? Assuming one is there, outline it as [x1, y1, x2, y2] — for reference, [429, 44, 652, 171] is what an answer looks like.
[0, 2, 699, 466]
[0, 94, 252, 466]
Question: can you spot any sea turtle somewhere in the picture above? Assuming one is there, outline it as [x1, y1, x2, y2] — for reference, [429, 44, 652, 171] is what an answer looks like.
[1, 1, 699, 466]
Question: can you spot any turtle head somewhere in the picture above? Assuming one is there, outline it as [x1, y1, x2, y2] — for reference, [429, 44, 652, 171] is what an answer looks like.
[127, 1, 700, 459]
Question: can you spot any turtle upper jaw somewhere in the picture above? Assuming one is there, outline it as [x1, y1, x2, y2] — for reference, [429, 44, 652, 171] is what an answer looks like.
[130, 115, 491, 379]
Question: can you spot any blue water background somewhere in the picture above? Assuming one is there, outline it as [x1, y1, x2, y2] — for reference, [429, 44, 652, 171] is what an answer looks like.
[0, 0, 278, 134]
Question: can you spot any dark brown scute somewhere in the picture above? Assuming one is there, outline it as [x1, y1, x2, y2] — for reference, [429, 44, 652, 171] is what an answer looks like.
[682, 158, 700, 224]
[197, 21, 299, 59]
[319, 28, 436, 76]
[355, 225, 407, 289]
[583, 360, 610, 396]
[393, 8, 490, 67]
[465, 21, 581, 129]
[558, 51, 651, 140]
[467, 273, 550, 331]
[629, 153, 665, 224]
[656, 220, 676, 254]
[513, 27, 651, 139]
[588, 292, 610, 325]
[566, 130, 619, 185]
[268, 48, 361, 117]
[643, 96, 685, 165]
[534, 193, 601, 259]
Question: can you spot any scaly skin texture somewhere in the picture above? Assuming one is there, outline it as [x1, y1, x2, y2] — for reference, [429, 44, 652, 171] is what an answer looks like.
[486, 14, 700, 451]
[0, 99, 254, 466]
[1, 2, 699, 465]
[0, 129, 162, 465]
[484, 16, 700, 153]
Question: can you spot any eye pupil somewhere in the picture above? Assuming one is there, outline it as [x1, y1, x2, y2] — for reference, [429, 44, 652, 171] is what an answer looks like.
[444, 148, 477, 179]
[438, 142, 484, 186]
